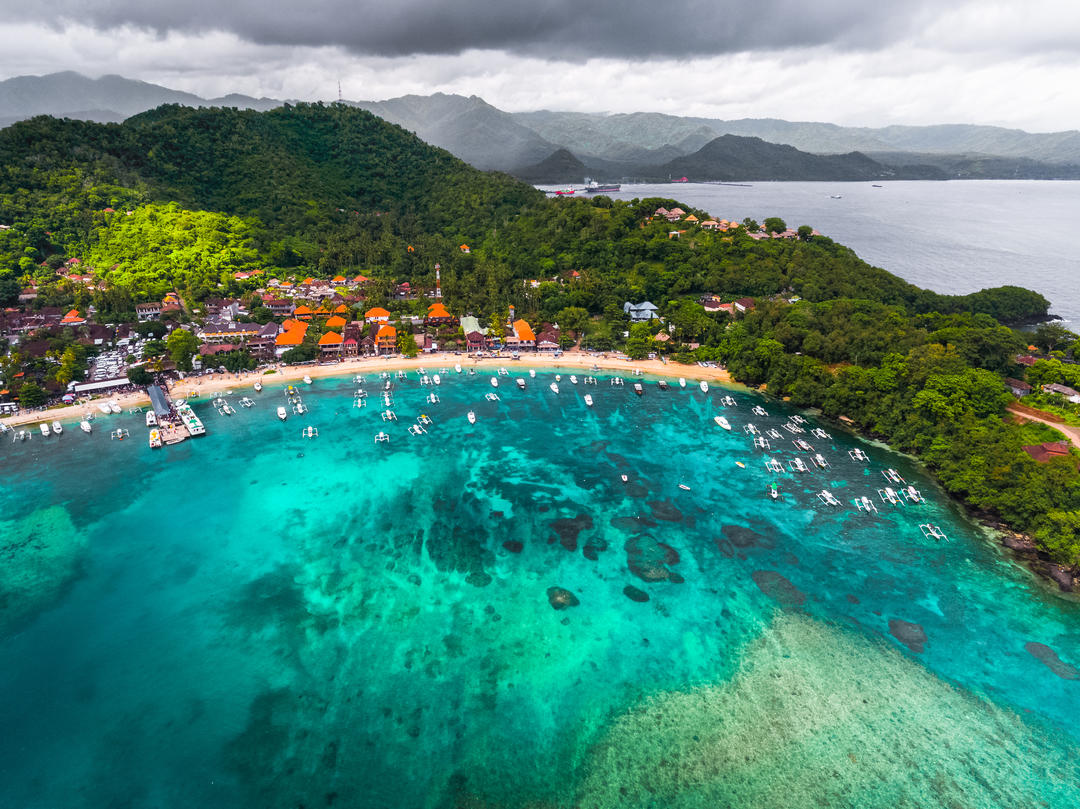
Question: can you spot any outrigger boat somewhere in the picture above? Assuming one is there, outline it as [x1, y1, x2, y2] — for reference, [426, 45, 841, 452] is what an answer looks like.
[811, 428, 831, 440]
[418, 414, 432, 425]
[408, 424, 427, 435]
[813, 453, 830, 469]
[849, 448, 869, 462]
[722, 396, 737, 407]
[584, 394, 594, 407]
[791, 415, 807, 424]
[855, 496, 878, 514]
[743, 423, 759, 435]
[788, 458, 810, 473]
[301, 426, 318, 438]
[883, 468, 906, 485]
[485, 392, 500, 401]
[498, 367, 509, 376]
[902, 486, 924, 504]
[783, 421, 805, 434]
[381, 410, 397, 421]
[610, 377, 624, 386]
[427, 393, 440, 404]
[754, 437, 770, 450]
[714, 416, 731, 430]
[920, 523, 948, 542]
[240, 397, 255, 408]
[766, 429, 783, 440]
[375, 432, 390, 443]
[817, 490, 841, 507]
[353, 397, 367, 408]
[110, 428, 129, 440]
[752, 405, 768, 417]
[584, 376, 597, 384]
[793, 438, 814, 451]
[878, 487, 902, 506]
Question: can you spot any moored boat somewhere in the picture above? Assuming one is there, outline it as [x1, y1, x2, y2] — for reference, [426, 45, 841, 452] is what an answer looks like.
[699, 380, 709, 393]
[148, 428, 162, 449]
[80, 419, 92, 434]
[97, 402, 112, 415]
[633, 383, 643, 395]
[714, 416, 731, 430]
[303, 375, 313, 385]
[490, 377, 499, 388]
[467, 411, 476, 424]
[52, 420, 63, 435]
[549, 382, 560, 394]
[678, 378, 686, 388]
[584, 394, 593, 407]
[254, 380, 263, 392]
[40, 422, 50, 437]
[516, 378, 526, 389]
[146, 411, 157, 427]
[109, 402, 122, 414]
[277, 406, 288, 421]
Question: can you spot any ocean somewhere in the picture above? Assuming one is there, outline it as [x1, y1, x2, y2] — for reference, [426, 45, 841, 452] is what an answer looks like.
[592, 181, 1080, 325]
[1, 369, 1078, 808]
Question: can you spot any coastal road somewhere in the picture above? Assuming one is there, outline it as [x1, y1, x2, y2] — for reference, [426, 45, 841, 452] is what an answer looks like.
[1007, 403, 1080, 447]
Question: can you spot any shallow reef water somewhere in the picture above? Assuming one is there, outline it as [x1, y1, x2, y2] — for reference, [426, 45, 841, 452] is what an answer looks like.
[0, 368, 1077, 808]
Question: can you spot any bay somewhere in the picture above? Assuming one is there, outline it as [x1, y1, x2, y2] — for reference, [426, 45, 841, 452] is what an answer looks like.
[1, 370, 1078, 808]
[591, 181, 1080, 325]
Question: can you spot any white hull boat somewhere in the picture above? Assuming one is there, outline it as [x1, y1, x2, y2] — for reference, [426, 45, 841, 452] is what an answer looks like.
[467, 411, 476, 424]
[550, 382, 560, 394]
[52, 420, 63, 435]
[277, 406, 288, 421]
[714, 416, 731, 430]
[584, 394, 593, 407]
[699, 380, 709, 393]
[80, 420, 92, 434]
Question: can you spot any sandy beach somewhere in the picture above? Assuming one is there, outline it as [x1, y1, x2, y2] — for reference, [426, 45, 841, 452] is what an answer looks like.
[1, 351, 734, 428]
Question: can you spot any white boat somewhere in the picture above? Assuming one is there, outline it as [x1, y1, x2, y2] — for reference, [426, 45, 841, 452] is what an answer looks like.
[40, 422, 50, 437]
[455, 363, 462, 374]
[752, 405, 768, 416]
[767, 483, 780, 501]
[516, 378, 526, 389]
[52, 420, 62, 435]
[791, 415, 807, 424]
[743, 423, 759, 435]
[679, 484, 691, 491]
[883, 468, 905, 484]
[699, 380, 709, 393]
[148, 428, 162, 449]
[621, 474, 629, 483]
[427, 393, 440, 403]
[109, 402, 122, 414]
[849, 448, 869, 462]
[303, 375, 313, 385]
[817, 490, 841, 506]
[610, 377, 624, 386]
[499, 367, 509, 376]
[793, 438, 814, 451]
[110, 428, 129, 440]
[766, 429, 783, 440]
[254, 380, 263, 392]
[679, 378, 686, 388]
[811, 428, 831, 440]
[467, 411, 476, 424]
[433, 374, 441, 385]
[408, 424, 426, 435]
[277, 406, 288, 421]
[490, 377, 499, 388]
[878, 487, 901, 506]
[584, 394, 594, 407]
[714, 416, 731, 430]
[633, 383, 643, 395]
[301, 426, 319, 438]
[902, 486, 923, 504]
[556, 374, 561, 382]
[485, 392, 500, 401]
[79, 420, 92, 434]
[550, 382, 560, 394]
[764, 458, 784, 473]
[418, 414, 432, 425]
[813, 453, 830, 469]
[569, 375, 578, 384]
[146, 411, 157, 427]
[920, 523, 948, 542]
[722, 396, 736, 407]
[381, 410, 397, 421]
[375, 431, 390, 443]
[529, 369, 536, 378]
[856, 496, 878, 514]
[789, 458, 809, 473]
[754, 437, 770, 450]
[240, 397, 255, 408]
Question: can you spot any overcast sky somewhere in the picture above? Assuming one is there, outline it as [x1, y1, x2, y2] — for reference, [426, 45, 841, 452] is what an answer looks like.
[1, 0, 1078, 130]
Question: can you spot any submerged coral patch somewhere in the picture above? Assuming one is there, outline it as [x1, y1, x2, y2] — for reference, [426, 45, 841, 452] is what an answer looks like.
[1026, 642, 1080, 680]
[888, 618, 928, 653]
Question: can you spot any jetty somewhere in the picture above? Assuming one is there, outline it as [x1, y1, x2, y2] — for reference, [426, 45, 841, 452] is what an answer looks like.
[148, 384, 206, 444]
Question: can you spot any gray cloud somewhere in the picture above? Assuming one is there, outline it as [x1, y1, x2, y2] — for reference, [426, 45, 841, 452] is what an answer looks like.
[3, 0, 937, 59]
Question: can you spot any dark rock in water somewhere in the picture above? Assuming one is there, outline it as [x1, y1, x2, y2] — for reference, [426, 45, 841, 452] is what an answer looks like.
[465, 571, 492, 588]
[610, 515, 657, 533]
[845, 594, 860, 604]
[560, 616, 571, 625]
[750, 570, 806, 607]
[1026, 642, 1080, 680]
[623, 585, 650, 603]
[1001, 533, 1037, 553]
[625, 535, 679, 582]
[648, 500, 684, 522]
[502, 540, 524, 554]
[668, 572, 685, 584]
[547, 587, 580, 610]
[723, 524, 772, 549]
[492, 511, 504, 519]
[539, 505, 550, 513]
[407, 574, 422, 586]
[625, 482, 649, 498]
[1045, 565, 1075, 592]
[549, 513, 594, 552]
[714, 536, 735, 558]
[888, 618, 928, 653]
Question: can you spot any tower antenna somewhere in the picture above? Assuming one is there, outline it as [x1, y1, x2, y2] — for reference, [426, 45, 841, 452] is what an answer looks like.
[338, 80, 342, 103]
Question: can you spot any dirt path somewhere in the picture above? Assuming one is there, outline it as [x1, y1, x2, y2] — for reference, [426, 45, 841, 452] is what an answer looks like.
[1007, 403, 1080, 447]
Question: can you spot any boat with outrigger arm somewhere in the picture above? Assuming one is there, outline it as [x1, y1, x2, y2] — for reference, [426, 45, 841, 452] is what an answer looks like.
[764, 458, 784, 474]
[788, 457, 809, 473]
[817, 489, 842, 506]
[901, 485, 924, 504]
[920, 523, 948, 542]
[883, 468, 906, 485]
[855, 495, 878, 514]
[752, 405, 768, 417]
[849, 448, 869, 462]
[878, 487, 902, 506]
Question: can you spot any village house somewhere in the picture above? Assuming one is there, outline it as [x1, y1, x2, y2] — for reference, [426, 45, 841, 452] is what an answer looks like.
[365, 306, 391, 324]
[534, 326, 560, 352]
[318, 331, 343, 357]
[506, 319, 536, 351]
[623, 301, 659, 322]
[1005, 378, 1032, 397]
[374, 324, 397, 354]
[733, 298, 756, 314]
[135, 302, 162, 321]
[198, 320, 263, 343]
[1043, 383, 1080, 404]
[1014, 355, 1038, 367]
[262, 298, 294, 316]
[1022, 441, 1072, 463]
[425, 302, 456, 327]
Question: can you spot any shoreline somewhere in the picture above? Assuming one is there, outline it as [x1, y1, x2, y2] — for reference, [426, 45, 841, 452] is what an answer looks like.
[0, 352, 736, 428]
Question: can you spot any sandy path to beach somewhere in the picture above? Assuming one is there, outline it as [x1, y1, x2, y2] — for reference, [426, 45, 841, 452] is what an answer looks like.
[1, 351, 734, 429]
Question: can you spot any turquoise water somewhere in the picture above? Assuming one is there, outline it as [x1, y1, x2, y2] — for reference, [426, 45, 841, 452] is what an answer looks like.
[1, 368, 1078, 808]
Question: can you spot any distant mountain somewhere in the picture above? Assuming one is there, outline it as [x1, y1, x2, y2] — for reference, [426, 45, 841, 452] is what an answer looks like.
[348, 93, 561, 172]
[0, 71, 281, 126]
[512, 149, 589, 183]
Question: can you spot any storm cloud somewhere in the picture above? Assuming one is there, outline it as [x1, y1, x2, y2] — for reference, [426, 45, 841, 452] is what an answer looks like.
[0, 0, 939, 60]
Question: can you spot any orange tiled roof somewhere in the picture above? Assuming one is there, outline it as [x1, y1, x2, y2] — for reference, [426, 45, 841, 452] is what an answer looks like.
[325, 315, 347, 328]
[366, 307, 390, 319]
[427, 303, 451, 319]
[301, 277, 314, 285]
[293, 305, 313, 315]
[61, 308, 83, 323]
[313, 306, 331, 316]
[353, 274, 370, 284]
[318, 331, 343, 345]
[333, 304, 348, 313]
[275, 329, 305, 346]
[332, 275, 346, 283]
[376, 324, 397, 340]
[513, 319, 535, 342]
